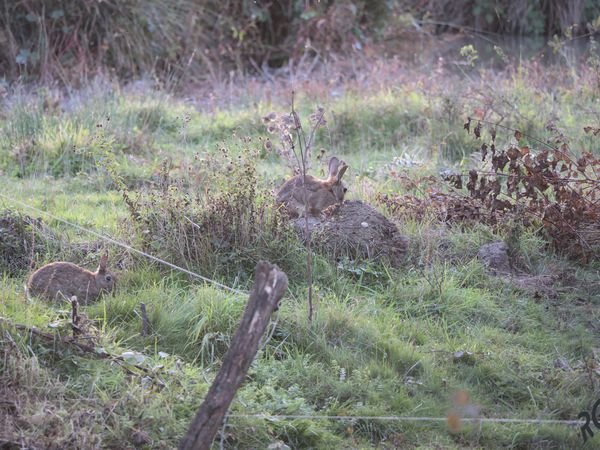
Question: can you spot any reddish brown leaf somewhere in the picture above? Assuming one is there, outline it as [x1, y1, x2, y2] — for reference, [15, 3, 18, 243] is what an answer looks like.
[474, 122, 482, 139]
[466, 170, 478, 195]
[490, 179, 501, 197]
[464, 117, 471, 133]
[583, 126, 600, 135]
[522, 154, 534, 169]
[492, 152, 509, 172]
[491, 198, 512, 211]
[447, 411, 462, 433]
[442, 173, 463, 190]
[507, 147, 520, 160]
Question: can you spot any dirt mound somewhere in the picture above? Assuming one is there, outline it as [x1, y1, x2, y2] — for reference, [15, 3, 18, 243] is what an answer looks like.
[477, 241, 511, 274]
[476, 240, 572, 300]
[294, 200, 408, 266]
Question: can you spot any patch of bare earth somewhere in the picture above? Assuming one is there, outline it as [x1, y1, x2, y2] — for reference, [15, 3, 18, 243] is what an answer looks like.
[477, 240, 579, 300]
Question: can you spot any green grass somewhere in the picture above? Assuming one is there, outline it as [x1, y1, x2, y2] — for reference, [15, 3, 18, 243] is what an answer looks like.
[1, 59, 600, 449]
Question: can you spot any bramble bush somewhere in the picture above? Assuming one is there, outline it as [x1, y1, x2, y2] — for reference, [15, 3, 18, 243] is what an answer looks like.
[3, 0, 598, 84]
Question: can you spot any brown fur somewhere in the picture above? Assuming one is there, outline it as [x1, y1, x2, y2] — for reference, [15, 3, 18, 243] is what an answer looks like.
[276, 156, 348, 218]
[26, 253, 116, 304]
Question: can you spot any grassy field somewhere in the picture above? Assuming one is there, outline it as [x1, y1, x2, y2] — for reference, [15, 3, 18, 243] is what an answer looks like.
[1, 50, 600, 449]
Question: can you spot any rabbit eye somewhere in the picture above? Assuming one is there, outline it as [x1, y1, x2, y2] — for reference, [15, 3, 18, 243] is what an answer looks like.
[343, 187, 348, 193]
[105, 275, 112, 282]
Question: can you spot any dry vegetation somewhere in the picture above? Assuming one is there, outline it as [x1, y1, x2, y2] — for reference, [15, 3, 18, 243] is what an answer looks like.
[379, 121, 600, 261]
[1, 4, 600, 448]
[1, 0, 599, 84]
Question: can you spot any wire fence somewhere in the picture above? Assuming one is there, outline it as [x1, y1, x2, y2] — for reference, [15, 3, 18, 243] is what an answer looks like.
[0, 192, 246, 296]
[227, 413, 583, 426]
[0, 192, 587, 432]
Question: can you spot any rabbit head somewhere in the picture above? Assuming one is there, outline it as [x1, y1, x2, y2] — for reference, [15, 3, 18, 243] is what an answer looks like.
[94, 251, 116, 293]
[325, 156, 348, 203]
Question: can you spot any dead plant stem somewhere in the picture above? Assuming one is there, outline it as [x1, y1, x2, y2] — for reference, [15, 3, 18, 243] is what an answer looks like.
[290, 92, 314, 322]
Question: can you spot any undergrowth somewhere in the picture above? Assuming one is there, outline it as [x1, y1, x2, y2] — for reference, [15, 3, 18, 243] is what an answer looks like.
[2, 1, 598, 84]
[107, 147, 310, 287]
[1, 51, 600, 449]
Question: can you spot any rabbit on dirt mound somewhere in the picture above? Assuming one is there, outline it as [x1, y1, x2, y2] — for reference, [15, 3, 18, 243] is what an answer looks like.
[26, 252, 116, 304]
[276, 156, 349, 218]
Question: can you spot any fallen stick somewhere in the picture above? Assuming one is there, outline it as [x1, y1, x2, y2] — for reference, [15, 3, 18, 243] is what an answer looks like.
[0, 317, 99, 355]
[71, 296, 81, 337]
[0, 317, 163, 385]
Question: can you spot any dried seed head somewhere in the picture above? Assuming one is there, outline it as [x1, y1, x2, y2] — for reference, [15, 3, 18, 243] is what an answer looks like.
[262, 112, 277, 123]
[281, 113, 294, 126]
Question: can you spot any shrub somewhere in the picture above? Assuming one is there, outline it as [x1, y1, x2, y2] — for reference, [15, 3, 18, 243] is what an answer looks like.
[3, 1, 599, 84]
[115, 148, 304, 285]
[0, 209, 61, 276]
[378, 121, 600, 262]
[0, 0, 392, 84]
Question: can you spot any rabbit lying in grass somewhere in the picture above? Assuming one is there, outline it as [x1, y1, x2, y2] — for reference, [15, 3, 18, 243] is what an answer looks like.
[276, 156, 348, 218]
[26, 252, 116, 304]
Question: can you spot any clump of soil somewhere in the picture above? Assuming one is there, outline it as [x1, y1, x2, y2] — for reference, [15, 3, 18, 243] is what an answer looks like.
[294, 200, 408, 266]
[477, 241, 511, 274]
[477, 240, 567, 300]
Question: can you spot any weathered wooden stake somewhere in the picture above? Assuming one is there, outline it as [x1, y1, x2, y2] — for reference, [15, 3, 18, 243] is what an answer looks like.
[179, 261, 288, 450]
[70, 296, 80, 336]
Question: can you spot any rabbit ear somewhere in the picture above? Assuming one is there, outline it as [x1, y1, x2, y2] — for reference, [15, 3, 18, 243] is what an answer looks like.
[98, 251, 108, 273]
[336, 163, 348, 181]
[327, 157, 341, 181]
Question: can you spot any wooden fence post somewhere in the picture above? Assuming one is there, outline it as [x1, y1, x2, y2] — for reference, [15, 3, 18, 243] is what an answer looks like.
[179, 261, 288, 450]
[140, 302, 149, 336]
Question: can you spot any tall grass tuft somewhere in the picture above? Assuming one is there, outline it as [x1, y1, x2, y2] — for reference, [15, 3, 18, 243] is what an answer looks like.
[111, 148, 305, 286]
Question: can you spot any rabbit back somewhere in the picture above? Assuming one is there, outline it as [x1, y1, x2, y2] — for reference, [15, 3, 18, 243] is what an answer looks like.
[276, 175, 339, 218]
[27, 262, 106, 304]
